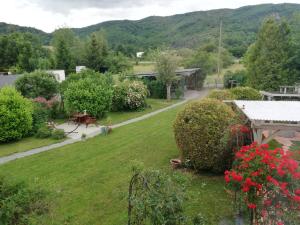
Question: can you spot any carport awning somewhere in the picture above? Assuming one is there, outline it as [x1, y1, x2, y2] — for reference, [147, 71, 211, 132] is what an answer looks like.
[234, 100, 300, 123]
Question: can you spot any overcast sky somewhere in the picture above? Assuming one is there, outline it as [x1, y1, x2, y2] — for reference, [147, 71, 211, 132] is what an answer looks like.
[1, 0, 299, 32]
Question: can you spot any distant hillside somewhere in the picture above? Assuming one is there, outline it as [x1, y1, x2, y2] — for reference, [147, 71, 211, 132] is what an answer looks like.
[1, 3, 300, 56]
[72, 3, 300, 56]
[0, 22, 51, 43]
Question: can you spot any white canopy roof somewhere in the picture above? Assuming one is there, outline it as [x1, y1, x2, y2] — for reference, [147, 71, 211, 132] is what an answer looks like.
[234, 100, 300, 122]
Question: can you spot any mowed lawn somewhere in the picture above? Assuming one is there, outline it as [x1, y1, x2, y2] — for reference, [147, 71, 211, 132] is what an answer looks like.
[0, 137, 64, 158]
[0, 104, 233, 225]
[99, 98, 181, 125]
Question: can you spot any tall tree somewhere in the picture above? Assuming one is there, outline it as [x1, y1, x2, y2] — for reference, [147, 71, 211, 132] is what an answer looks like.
[245, 17, 295, 91]
[84, 32, 108, 72]
[155, 52, 179, 101]
[52, 28, 76, 73]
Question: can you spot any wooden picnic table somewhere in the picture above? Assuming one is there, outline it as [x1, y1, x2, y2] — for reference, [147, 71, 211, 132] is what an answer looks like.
[71, 113, 98, 127]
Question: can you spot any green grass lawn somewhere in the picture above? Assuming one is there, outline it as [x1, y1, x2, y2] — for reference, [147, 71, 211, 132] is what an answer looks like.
[290, 141, 300, 161]
[0, 137, 65, 158]
[133, 61, 156, 73]
[0, 103, 233, 225]
[99, 98, 181, 125]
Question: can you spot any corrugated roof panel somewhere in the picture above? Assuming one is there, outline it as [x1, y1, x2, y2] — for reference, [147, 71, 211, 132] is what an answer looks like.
[234, 100, 300, 122]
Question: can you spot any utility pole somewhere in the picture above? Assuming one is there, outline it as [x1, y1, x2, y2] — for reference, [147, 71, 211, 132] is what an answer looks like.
[217, 20, 223, 80]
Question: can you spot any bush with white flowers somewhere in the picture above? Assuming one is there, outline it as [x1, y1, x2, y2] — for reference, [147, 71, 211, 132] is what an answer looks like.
[112, 80, 148, 111]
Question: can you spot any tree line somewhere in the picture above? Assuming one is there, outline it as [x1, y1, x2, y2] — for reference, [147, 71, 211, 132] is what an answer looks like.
[0, 28, 132, 74]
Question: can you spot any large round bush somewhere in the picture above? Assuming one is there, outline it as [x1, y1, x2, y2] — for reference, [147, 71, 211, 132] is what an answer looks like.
[0, 87, 33, 142]
[15, 70, 59, 100]
[173, 98, 236, 173]
[229, 87, 261, 100]
[112, 80, 148, 111]
[207, 89, 235, 101]
[64, 76, 113, 118]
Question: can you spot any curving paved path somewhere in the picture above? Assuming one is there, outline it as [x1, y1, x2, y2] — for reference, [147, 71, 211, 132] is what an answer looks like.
[0, 89, 208, 165]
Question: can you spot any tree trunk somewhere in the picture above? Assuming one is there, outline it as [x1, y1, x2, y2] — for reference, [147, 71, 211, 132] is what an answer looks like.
[167, 84, 171, 101]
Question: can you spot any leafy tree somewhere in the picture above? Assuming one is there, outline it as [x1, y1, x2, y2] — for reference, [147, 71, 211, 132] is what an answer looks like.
[64, 70, 113, 118]
[0, 32, 44, 72]
[105, 52, 132, 73]
[155, 52, 179, 101]
[84, 32, 109, 72]
[52, 28, 77, 73]
[15, 70, 59, 100]
[0, 87, 33, 142]
[185, 43, 233, 75]
[245, 17, 295, 91]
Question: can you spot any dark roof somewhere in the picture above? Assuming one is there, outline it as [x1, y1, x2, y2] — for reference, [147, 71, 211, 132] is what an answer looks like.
[135, 68, 201, 78]
[0, 75, 20, 88]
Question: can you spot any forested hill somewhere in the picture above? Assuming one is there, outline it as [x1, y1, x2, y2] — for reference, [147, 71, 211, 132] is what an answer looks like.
[1, 3, 300, 56]
[0, 22, 50, 43]
[72, 3, 300, 57]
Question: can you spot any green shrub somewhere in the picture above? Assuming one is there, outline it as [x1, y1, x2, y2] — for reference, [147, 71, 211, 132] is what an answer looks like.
[173, 98, 236, 173]
[51, 129, 65, 140]
[223, 70, 247, 88]
[230, 87, 261, 100]
[31, 102, 49, 134]
[64, 73, 113, 118]
[0, 87, 33, 143]
[143, 79, 166, 99]
[0, 177, 48, 225]
[15, 70, 59, 100]
[35, 126, 52, 139]
[112, 80, 148, 111]
[129, 169, 187, 225]
[207, 89, 235, 101]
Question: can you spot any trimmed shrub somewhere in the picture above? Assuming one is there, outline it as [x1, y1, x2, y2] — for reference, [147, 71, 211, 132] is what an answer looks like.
[230, 87, 261, 100]
[64, 74, 113, 118]
[207, 89, 235, 101]
[51, 129, 65, 140]
[0, 87, 33, 143]
[35, 126, 52, 139]
[223, 70, 247, 88]
[112, 80, 148, 111]
[173, 98, 236, 173]
[0, 177, 48, 225]
[15, 70, 59, 100]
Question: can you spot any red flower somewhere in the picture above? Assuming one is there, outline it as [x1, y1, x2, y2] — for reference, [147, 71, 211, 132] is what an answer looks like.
[295, 189, 300, 195]
[247, 203, 256, 209]
[293, 195, 300, 202]
[264, 199, 272, 206]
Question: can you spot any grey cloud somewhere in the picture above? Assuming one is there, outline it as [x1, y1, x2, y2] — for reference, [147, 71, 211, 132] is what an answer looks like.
[32, 0, 176, 13]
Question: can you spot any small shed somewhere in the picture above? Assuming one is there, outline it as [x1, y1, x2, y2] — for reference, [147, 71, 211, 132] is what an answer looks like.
[135, 68, 205, 90]
[234, 100, 300, 144]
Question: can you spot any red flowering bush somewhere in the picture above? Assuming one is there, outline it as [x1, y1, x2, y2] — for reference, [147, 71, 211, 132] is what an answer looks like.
[225, 142, 300, 224]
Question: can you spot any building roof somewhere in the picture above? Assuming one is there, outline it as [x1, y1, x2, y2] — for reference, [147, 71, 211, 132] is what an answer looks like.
[135, 68, 200, 78]
[234, 100, 300, 122]
[0, 75, 20, 88]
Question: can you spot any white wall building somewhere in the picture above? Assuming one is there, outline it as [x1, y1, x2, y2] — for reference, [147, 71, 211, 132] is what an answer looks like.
[136, 52, 144, 58]
[47, 70, 65, 83]
[76, 66, 87, 73]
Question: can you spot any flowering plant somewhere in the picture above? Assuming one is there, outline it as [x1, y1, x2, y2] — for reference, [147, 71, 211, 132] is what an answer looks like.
[225, 142, 300, 225]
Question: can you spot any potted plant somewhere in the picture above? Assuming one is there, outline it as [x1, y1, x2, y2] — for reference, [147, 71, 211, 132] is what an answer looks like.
[170, 159, 182, 169]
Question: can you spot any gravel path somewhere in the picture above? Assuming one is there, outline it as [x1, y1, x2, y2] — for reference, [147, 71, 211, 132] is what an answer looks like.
[0, 89, 208, 165]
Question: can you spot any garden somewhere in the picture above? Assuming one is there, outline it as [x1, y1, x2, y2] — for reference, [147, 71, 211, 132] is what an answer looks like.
[1, 16, 300, 225]
[0, 56, 186, 157]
